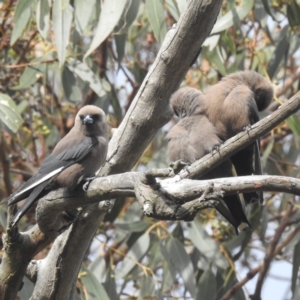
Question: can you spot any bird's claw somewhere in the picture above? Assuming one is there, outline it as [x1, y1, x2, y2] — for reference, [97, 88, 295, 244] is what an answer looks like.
[243, 124, 252, 132]
[82, 176, 96, 192]
[169, 160, 190, 174]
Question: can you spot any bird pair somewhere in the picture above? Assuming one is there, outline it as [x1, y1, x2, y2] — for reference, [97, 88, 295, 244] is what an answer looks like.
[166, 70, 274, 234]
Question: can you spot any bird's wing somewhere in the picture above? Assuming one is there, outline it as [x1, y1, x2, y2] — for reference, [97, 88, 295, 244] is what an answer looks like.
[7, 137, 98, 205]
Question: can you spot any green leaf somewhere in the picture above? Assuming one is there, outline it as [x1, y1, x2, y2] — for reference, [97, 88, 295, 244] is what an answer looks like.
[287, 0, 300, 28]
[52, 0, 73, 67]
[36, 0, 50, 39]
[115, 34, 127, 64]
[292, 240, 300, 295]
[11, 0, 35, 45]
[211, 0, 253, 34]
[66, 58, 111, 98]
[84, 0, 127, 59]
[115, 232, 150, 279]
[287, 115, 300, 137]
[114, 0, 141, 34]
[196, 268, 216, 300]
[208, 47, 227, 76]
[115, 220, 149, 232]
[81, 266, 110, 300]
[139, 275, 155, 299]
[103, 268, 118, 300]
[267, 25, 290, 79]
[18, 277, 34, 300]
[88, 255, 106, 283]
[0, 94, 23, 133]
[61, 66, 83, 103]
[176, 0, 187, 15]
[74, 0, 96, 34]
[187, 221, 229, 269]
[165, 237, 196, 298]
[165, 0, 180, 21]
[10, 58, 46, 90]
[145, 0, 167, 44]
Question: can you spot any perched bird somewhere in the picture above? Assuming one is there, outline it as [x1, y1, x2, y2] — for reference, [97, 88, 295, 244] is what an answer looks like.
[6, 105, 108, 226]
[203, 70, 273, 204]
[167, 89, 250, 234]
[171, 71, 273, 204]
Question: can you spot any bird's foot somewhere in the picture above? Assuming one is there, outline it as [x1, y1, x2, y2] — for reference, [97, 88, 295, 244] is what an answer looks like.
[243, 124, 252, 132]
[210, 141, 224, 153]
[169, 160, 190, 174]
[82, 176, 96, 192]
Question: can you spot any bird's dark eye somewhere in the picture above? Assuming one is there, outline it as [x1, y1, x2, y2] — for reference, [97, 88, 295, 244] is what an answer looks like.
[181, 109, 187, 117]
[93, 114, 102, 121]
[79, 115, 84, 120]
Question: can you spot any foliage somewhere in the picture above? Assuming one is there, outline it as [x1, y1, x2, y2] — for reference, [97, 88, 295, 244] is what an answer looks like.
[1, 0, 300, 299]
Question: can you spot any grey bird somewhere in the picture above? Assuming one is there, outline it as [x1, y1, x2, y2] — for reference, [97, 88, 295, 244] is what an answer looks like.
[204, 70, 273, 204]
[6, 105, 108, 226]
[167, 89, 250, 234]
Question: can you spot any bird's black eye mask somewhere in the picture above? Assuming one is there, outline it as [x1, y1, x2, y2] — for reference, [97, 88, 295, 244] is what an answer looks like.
[80, 114, 102, 125]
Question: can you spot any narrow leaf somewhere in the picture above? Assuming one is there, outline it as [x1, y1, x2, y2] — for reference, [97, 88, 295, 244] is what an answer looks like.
[11, 0, 35, 45]
[52, 0, 73, 67]
[165, 237, 196, 298]
[292, 240, 300, 294]
[267, 25, 290, 79]
[66, 58, 111, 98]
[84, 0, 127, 59]
[176, 0, 187, 15]
[145, 0, 167, 44]
[187, 221, 228, 269]
[74, 0, 96, 34]
[36, 0, 50, 39]
[0, 94, 23, 133]
[115, 232, 150, 279]
[196, 268, 216, 300]
[61, 66, 82, 103]
[211, 0, 254, 34]
[165, 0, 180, 21]
[115, 220, 149, 232]
[81, 267, 110, 300]
[10, 58, 46, 90]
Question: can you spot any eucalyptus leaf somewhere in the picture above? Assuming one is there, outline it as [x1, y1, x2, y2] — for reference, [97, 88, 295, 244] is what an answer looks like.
[211, 0, 253, 34]
[165, 237, 196, 298]
[10, 58, 46, 90]
[115, 232, 150, 279]
[187, 221, 229, 269]
[196, 268, 216, 300]
[81, 267, 110, 300]
[0, 93, 23, 133]
[84, 0, 127, 59]
[61, 66, 82, 103]
[145, 0, 167, 44]
[52, 0, 73, 67]
[74, 0, 96, 34]
[11, 0, 35, 45]
[36, 0, 50, 39]
[165, 0, 180, 21]
[66, 58, 111, 98]
[267, 25, 290, 79]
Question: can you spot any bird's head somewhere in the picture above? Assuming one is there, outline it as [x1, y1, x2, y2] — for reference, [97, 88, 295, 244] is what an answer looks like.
[169, 87, 206, 119]
[75, 105, 107, 137]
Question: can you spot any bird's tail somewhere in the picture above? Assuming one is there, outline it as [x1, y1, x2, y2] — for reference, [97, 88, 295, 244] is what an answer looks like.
[10, 181, 48, 226]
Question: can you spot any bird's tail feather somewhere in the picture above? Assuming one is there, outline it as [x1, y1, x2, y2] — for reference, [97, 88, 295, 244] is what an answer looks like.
[11, 181, 48, 226]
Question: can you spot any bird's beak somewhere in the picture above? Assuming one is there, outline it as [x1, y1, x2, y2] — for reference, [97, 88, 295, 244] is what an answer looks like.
[83, 115, 94, 124]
